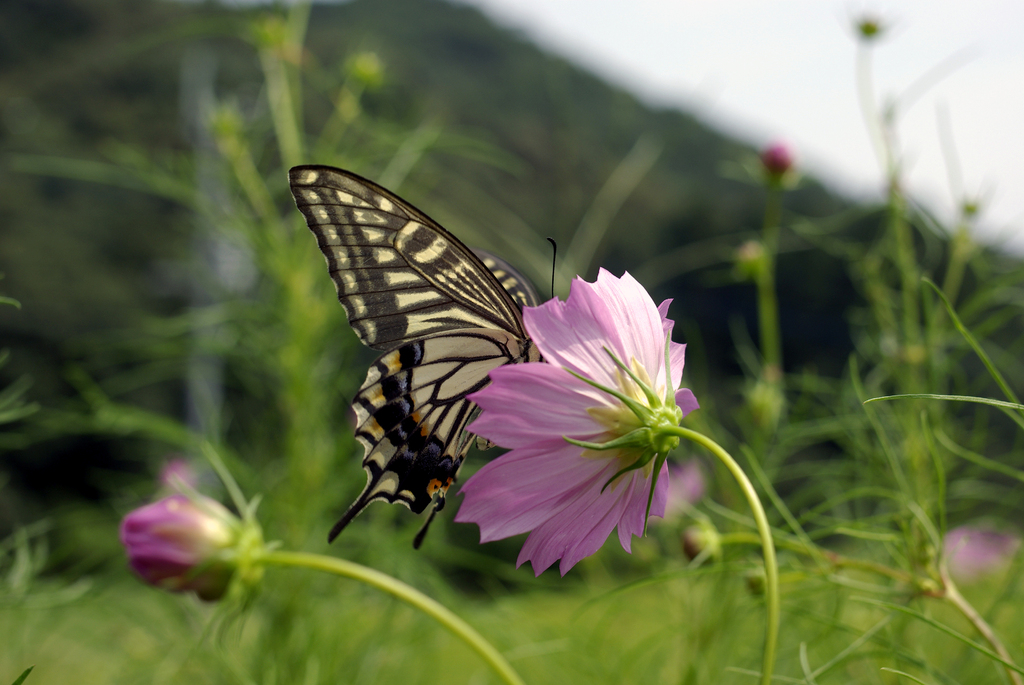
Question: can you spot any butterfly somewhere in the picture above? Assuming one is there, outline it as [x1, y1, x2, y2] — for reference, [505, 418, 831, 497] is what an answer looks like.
[288, 165, 541, 546]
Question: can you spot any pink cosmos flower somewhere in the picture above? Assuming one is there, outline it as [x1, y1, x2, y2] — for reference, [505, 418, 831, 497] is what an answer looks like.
[120, 494, 238, 600]
[455, 269, 699, 576]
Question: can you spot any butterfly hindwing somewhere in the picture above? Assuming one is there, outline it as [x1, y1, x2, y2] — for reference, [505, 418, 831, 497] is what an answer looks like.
[334, 329, 529, 540]
[288, 166, 540, 544]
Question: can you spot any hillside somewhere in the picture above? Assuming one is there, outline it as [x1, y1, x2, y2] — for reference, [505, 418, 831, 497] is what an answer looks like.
[1, 0, 860, 513]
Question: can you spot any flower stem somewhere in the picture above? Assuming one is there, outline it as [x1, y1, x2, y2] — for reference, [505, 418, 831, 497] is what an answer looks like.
[940, 567, 1023, 685]
[719, 532, 915, 584]
[667, 427, 779, 685]
[262, 550, 526, 685]
[758, 185, 783, 378]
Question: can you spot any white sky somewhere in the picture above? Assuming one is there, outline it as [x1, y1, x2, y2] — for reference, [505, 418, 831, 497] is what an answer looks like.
[457, 0, 1024, 251]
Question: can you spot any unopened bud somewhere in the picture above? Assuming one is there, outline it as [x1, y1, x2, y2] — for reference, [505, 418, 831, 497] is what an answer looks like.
[682, 522, 721, 561]
[734, 240, 767, 281]
[347, 52, 384, 89]
[745, 566, 766, 595]
[120, 495, 242, 601]
[746, 378, 785, 430]
[854, 15, 886, 41]
[760, 142, 794, 180]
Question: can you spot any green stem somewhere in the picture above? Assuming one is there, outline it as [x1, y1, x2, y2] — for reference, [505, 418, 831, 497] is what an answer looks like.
[719, 532, 914, 584]
[888, 183, 922, 369]
[262, 551, 525, 685]
[940, 566, 1023, 685]
[856, 42, 888, 174]
[259, 33, 304, 169]
[666, 427, 779, 685]
[758, 185, 783, 377]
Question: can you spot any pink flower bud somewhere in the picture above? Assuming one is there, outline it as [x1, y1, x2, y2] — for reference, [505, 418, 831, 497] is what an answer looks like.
[119, 495, 237, 601]
[760, 142, 794, 179]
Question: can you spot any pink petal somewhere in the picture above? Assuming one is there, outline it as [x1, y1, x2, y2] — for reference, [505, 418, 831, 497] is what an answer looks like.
[616, 461, 669, 551]
[667, 342, 686, 391]
[657, 299, 673, 320]
[516, 461, 656, 576]
[456, 440, 611, 541]
[516, 469, 628, 575]
[469, 363, 611, 448]
[575, 270, 666, 381]
[675, 388, 700, 417]
[523, 294, 621, 390]
[523, 270, 668, 391]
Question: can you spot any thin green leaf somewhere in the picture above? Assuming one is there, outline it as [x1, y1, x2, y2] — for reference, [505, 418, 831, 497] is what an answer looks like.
[724, 667, 806, 684]
[922, 277, 1022, 409]
[880, 668, 933, 685]
[920, 412, 947, 537]
[864, 393, 1024, 432]
[798, 643, 819, 685]
[853, 598, 1024, 676]
[810, 616, 892, 680]
[200, 441, 250, 517]
[11, 666, 33, 685]
[7, 154, 194, 205]
[864, 393, 1024, 413]
[0, 403, 39, 424]
[0, 375, 33, 408]
[934, 429, 1024, 486]
[849, 356, 911, 496]
[741, 444, 828, 571]
[566, 133, 662, 277]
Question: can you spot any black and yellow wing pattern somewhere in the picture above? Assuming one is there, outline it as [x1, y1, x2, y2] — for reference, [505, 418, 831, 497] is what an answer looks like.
[288, 165, 540, 544]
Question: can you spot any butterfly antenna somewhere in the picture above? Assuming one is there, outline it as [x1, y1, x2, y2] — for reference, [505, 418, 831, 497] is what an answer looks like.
[546, 237, 558, 300]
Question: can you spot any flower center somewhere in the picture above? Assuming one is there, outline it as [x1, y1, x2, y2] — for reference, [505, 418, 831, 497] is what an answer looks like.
[579, 357, 679, 478]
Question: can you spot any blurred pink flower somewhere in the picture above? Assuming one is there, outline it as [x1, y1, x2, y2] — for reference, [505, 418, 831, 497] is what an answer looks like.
[120, 495, 238, 600]
[944, 524, 1020, 582]
[158, 457, 198, 492]
[456, 270, 698, 576]
[663, 460, 706, 520]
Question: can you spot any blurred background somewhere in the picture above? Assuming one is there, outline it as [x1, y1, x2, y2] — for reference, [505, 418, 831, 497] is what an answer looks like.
[2, 0, 1023, 683]
[463, 0, 1024, 250]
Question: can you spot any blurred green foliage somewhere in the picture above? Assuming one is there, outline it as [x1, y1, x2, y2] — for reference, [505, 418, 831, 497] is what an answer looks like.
[2, 0, 1024, 683]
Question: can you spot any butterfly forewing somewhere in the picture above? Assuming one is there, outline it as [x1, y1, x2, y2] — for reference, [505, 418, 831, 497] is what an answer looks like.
[472, 249, 541, 309]
[288, 165, 540, 544]
[289, 165, 527, 349]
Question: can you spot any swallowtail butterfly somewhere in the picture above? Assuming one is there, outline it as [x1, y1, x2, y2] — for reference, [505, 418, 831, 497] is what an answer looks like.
[288, 165, 541, 546]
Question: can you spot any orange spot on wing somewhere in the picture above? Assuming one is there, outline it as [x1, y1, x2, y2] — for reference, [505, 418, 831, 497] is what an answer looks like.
[426, 477, 455, 497]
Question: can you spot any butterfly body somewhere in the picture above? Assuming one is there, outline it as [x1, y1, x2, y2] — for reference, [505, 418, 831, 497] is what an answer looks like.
[288, 165, 539, 543]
